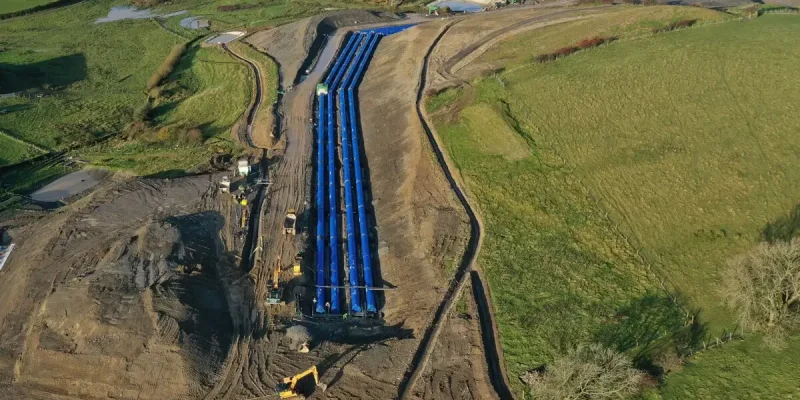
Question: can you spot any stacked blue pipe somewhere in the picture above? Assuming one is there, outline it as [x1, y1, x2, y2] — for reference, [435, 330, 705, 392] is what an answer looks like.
[315, 94, 326, 314]
[315, 34, 360, 314]
[347, 32, 381, 313]
[315, 27, 415, 315]
[339, 33, 375, 314]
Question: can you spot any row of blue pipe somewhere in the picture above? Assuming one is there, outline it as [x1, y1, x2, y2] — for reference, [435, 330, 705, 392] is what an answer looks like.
[315, 33, 361, 314]
[316, 29, 399, 315]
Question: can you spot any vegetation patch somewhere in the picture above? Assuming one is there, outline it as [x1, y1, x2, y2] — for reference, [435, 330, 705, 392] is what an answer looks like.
[431, 13, 800, 397]
[473, 6, 727, 72]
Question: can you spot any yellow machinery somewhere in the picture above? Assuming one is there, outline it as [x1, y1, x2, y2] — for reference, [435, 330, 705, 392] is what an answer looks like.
[292, 256, 302, 276]
[277, 365, 326, 399]
[240, 206, 248, 229]
[266, 255, 283, 305]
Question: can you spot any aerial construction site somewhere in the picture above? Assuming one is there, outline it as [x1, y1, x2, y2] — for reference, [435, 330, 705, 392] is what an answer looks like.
[3, 0, 790, 398]
[0, 7, 515, 399]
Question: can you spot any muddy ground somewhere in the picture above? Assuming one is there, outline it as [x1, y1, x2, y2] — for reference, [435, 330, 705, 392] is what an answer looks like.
[0, 175, 244, 399]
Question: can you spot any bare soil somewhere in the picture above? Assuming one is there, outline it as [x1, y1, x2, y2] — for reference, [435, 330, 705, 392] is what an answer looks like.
[0, 175, 242, 399]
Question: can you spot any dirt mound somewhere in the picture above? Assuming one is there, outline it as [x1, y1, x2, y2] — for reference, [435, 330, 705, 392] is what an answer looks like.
[0, 176, 235, 399]
[359, 21, 470, 336]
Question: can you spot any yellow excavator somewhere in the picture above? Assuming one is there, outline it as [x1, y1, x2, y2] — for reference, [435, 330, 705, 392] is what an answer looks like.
[277, 365, 327, 399]
[266, 255, 284, 305]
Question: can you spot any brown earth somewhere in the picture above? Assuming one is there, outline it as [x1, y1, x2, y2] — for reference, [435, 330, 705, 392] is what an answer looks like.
[0, 175, 247, 399]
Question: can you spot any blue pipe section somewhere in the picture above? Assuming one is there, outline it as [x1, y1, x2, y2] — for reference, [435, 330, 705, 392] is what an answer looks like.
[347, 33, 382, 313]
[315, 94, 326, 314]
[339, 32, 375, 314]
[327, 33, 366, 314]
[316, 33, 360, 314]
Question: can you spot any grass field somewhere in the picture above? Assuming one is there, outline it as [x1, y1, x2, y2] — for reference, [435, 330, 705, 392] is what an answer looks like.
[77, 45, 251, 176]
[0, 1, 181, 149]
[0, 132, 44, 166]
[473, 6, 727, 72]
[0, 0, 56, 14]
[429, 12, 800, 397]
[662, 336, 800, 399]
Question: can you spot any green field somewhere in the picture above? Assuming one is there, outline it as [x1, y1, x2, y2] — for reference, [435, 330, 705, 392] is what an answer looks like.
[0, 0, 56, 14]
[0, 0, 391, 193]
[429, 13, 800, 397]
[0, 132, 44, 166]
[662, 336, 800, 399]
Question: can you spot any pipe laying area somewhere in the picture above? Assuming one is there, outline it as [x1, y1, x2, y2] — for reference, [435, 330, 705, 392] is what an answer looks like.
[314, 25, 415, 316]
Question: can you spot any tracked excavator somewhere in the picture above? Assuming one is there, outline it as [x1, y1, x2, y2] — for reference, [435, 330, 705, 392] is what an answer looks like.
[266, 255, 284, 305]
[277, 365, 327, 399]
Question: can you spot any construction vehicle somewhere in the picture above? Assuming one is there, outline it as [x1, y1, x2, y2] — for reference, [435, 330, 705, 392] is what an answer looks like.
[284, 210, 297, 235]
[266, 256, 284, 305]
[240, 206, 248, 229]
[277, 365, 326, 399]
[292, 256, 302, 276]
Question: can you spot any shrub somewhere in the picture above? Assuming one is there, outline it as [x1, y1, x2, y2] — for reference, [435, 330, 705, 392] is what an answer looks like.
[440, 6, 452, 14]
[146, 43, 187, 91]
[216, 4, 257, 12]
[554, 46, 579, 57]
[652, 19, 697, 34]
[185, 128, 203, 144]
[521, 344, 644, 400]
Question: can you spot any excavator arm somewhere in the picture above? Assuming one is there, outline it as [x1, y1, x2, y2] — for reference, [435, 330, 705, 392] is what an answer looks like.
[277, 366, 320, 398]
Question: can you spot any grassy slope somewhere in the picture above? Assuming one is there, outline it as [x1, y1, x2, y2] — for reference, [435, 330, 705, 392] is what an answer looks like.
[0, 1, 181, 150]
[662, 336, 800, 399]
[0, 0, 56, 14]
[0, 132, 43, 166]
[475, 6, 727, 71]
[429, 12, 800, 396]
[78, 46, 251, 176]
[498, 14, 800, 331]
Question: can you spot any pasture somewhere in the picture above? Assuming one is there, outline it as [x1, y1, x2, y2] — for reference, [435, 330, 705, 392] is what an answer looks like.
[429, 13, 800, 396]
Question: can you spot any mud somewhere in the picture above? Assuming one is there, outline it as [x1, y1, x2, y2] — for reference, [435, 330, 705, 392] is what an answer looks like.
[0, 176, 240, 399]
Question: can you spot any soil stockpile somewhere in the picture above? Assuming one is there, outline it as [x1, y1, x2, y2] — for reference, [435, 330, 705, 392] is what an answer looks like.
[0, 176, 235, 399]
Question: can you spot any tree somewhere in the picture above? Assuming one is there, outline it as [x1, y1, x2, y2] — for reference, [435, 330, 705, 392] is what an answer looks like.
[521, 344, 644, 400]
[724, 239, 800, 337]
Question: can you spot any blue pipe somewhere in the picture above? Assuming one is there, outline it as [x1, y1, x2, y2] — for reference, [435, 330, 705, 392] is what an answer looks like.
[327, 33, 367, 314]
[347, 33, 382, 313]
[316, 33, 360, 314]
[338, 33, 374, 314]
[315, 95, 327, 314]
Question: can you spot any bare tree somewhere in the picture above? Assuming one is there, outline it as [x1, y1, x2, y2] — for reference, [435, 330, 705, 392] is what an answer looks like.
[724, 238, 800, 336]
[521, 344, 644, 400]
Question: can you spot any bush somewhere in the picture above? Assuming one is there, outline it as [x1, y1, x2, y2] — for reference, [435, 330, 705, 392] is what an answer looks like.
[554, 46, 579, 57]
[440, 6, 452, 14]
[216, 4, 257, 12]
[521, 344, 644, 400]
[724, 238, 800, 339]
[183, 128, 203, 144]
[146, 43, 187, 91]
[652, 19, 697, 34]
